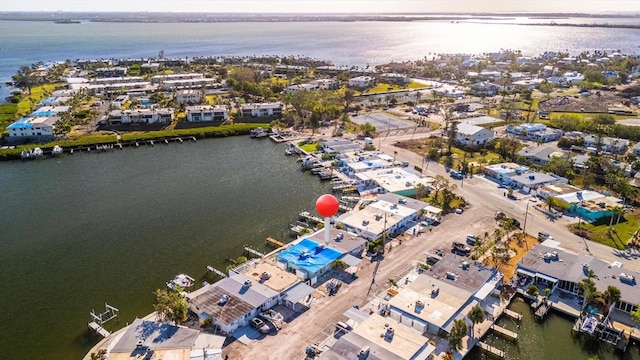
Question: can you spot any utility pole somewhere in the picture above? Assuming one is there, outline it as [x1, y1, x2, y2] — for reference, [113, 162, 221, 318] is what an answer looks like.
[522, 201, 530, 251]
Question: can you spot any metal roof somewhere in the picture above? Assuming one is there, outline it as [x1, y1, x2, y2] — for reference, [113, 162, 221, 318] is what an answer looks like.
[282, 282, 315, 304]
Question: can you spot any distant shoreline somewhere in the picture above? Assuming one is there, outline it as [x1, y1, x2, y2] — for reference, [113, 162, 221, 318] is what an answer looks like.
[0, 13, 639, 29]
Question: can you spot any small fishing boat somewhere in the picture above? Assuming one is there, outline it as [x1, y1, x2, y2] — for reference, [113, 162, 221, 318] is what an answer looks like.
[166, 274, 195, 290]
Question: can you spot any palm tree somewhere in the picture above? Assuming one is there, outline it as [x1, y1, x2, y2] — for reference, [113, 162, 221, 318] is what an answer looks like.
[331, 259, 348, 271]
[467, 305, 485, 338]
[603, 286, 621, 309]
[544, 197, 555, 211]
[578, 278, 599, 313]
[448, 318, 468, 351]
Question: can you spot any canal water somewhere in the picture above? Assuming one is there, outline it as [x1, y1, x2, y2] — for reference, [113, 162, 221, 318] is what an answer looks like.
[0, 137, 331, 359]
[466, 297, 640, 360]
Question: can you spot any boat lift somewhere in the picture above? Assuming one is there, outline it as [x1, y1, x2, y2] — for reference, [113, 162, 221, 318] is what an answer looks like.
[88, 303, 119, 338]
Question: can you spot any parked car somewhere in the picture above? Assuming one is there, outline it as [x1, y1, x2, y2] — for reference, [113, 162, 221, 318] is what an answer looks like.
[466, 234, 477, 245]
[455, 208, 464, 214]
[251, 318, 269, 333]
[450, 171, 464, 180]
[452, 242, 471, 255]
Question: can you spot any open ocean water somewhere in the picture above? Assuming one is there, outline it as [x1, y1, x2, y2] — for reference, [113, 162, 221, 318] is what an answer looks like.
[1, 18, 640, 100]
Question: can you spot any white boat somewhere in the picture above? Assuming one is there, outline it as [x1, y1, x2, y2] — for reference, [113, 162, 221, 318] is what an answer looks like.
[167, 274, 195, 290]
[250, 127, 268, 138]
[32, 147, 43, 157]
[52, 145, 63, 156]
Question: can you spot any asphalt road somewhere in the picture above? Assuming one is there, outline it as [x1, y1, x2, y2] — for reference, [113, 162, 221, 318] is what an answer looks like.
[377, 131, 640, 273]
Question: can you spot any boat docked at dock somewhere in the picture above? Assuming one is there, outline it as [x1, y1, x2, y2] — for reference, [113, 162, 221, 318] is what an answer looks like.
[52, 145, 63, 156]
[167, 274, 195, 290]
[250, 127, 268, 138]
[21, 147, 43, 160]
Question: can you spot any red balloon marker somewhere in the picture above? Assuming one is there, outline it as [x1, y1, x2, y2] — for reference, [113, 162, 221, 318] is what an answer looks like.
[316, 194, 339, 245]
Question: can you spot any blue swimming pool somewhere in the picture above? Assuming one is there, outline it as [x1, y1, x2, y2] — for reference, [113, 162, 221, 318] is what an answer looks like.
[278, 238, 343, 274]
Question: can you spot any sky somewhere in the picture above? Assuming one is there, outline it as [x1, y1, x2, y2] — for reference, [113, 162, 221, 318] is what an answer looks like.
[2, 0, 640, 14]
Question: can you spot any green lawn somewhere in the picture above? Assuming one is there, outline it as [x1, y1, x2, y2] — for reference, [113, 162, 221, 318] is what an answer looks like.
[298, 142, 320, 153]
[448, 147, 502, 171]
[16, 84, 59, 117]
[575, 210, 640, 249]
[359, 81, 429, 95]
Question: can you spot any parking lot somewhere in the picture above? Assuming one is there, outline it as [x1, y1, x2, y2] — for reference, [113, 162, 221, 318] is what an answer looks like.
[350, 111, 417, 132]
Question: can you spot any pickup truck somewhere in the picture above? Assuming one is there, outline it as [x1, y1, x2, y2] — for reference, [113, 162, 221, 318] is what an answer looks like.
[452, 242, 471, 255]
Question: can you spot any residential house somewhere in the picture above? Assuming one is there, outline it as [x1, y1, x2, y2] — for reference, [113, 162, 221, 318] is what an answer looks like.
[107, 108, 174, 125]
[388, 254, 502, 335]
[484, 163, 529, 185]
[509, 172, 566, 193]
[470, 81, 499, 96]
[348, 76, 374, 89]
[536, 183, 583, 200]
[336, 194, 430, 240]
[186, 273, 279, 334]
[239, 102, 283, 118]
[95, 67, 127, 77]
[112, 95, 129, 108]
[602, 70, 619, 80]
[632, 142, 640, 157]
[516, 245, 640, 326]
[554, 190, 622, 221]
[517, 145, 566, 166]
[321, 138, 362, 155]
[583, 135, 629, 154]
[455, 123, 494, 147]
[354, 167, 433, 197]
[151, 73, 204, 83]
[7, 116, 57, 142]
[379, 73, 410, 85]
[175, 89, 202, 104]
[185, 105, 228, 122]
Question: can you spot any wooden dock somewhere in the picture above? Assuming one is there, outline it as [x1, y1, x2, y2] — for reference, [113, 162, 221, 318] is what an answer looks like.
[266, 237, 285, 247]
[244, 246, 265, 258]
[88, 321, 110, 338]
[535, 300, 551, 320]
[299, 211, 323, 225]
[491, 324, 518, 340]
[206, 266, 227, 278]
[503, 308, 523, 321]
[477, 341, 504, 358]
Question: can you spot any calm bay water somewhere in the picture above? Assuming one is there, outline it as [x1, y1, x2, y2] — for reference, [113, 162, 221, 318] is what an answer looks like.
[467, 298, 640, 360]
[1, 19, 640, 100]
[2, 17, 640, 359]
[0, 138, 331, 359]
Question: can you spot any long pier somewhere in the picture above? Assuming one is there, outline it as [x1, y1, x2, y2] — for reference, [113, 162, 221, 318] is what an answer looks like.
[206, 265, 227, 278]
[88, 321, 111, 338]
[244, 246, 265, 258]
[477, 341, 504, 358]
[299, 211, 323, 225]
[491, 324, 518, 340]
[503, 308, 523, 321]
[266, 237, 285, 247]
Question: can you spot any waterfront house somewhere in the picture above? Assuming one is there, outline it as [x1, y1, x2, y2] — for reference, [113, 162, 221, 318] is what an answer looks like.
[387, 255, 502, 335]
[516, 244, 640, 326]
[306, 228, 368, 258]
[319, 313, 436, 360]
[107, 108, 174, 125]
[320, 138, 362, 155]
[185, 105, 228, 122]
[455, 123, 494, 148]
[336, 194, 431, 241]
[7, 116, 57, 142]
[186, 273, 279, 334]
[239, 102, 283, 118]
[175, 89, 202, 104]
[339, 152, 395, 175]
[348, 76, 374, 89]
[107, 318, 208, 360]
[277, 238, 343, 283]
